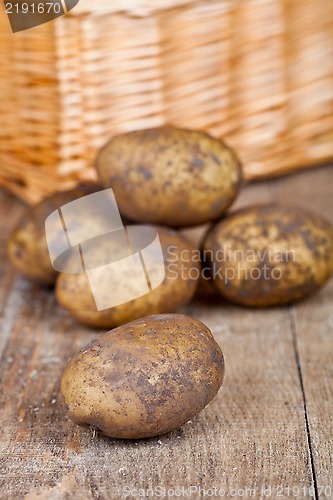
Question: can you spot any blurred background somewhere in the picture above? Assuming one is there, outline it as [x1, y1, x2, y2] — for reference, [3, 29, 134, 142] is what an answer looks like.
[0, 0, 332, 204]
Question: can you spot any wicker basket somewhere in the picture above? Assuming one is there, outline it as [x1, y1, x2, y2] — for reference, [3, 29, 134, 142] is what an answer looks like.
[0, 0, 332, 204]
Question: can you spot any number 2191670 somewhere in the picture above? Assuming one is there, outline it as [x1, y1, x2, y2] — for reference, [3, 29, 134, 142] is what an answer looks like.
[6, 3, 62, 14]
[276, 485, 332, 497]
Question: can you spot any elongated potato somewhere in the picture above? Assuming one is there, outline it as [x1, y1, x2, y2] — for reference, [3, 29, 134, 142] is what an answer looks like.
[56, 226, 200, 327]
[203, 204, 333, 306]
[96, 126, 242, 227]
[7, 183, 103, 284]
[61, 313, 225, 439]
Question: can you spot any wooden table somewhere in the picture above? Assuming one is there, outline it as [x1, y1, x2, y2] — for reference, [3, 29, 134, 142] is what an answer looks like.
[0, 166, 332, 499]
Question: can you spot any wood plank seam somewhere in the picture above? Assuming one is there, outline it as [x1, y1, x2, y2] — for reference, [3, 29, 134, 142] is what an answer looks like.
[289, 306, 319, 500]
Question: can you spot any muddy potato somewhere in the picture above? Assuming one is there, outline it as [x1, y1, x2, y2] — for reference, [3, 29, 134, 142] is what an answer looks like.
[203, 204, 333, 306]
[195, 273, 221, 301]
[61, 313, 224, 439]
[55, 226, 200, 328]
[96, 126, 242, 227]
[179, 225, 220, 300]
[7, 183, 103, 284]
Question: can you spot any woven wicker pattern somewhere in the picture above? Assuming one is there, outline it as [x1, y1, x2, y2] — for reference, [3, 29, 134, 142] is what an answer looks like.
[0, 0, 332, 203]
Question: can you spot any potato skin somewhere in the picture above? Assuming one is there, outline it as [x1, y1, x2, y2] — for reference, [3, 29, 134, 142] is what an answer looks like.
[55, 226, 200, 328]
[61, 313, 224, 439]
[96, 126, 242, 227]
[7, 183, 103, 284]
[203, 204, 333, 306]
[179, 225, 220, 300]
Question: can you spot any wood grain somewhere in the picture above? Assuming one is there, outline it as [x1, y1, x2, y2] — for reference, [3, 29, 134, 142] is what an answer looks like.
[0, 166, 332, 499]
[275, 166, 333, 498]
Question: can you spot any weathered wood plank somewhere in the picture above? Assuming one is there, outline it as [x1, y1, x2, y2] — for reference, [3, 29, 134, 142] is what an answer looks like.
[289, 281, 333, 499]
[0, 296, 313, 499]
[274, 166, 333, 498]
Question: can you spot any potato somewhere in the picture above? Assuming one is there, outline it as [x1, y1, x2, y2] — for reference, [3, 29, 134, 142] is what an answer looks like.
[195, 274, 221, 301]
[203, 204, 333, 306]
[179, 225, 219, 301]
[61, 313, 224, 439]
[7, 183, 103, 284]
[96, 126, 242, 227]
[55, 226, 200, 328]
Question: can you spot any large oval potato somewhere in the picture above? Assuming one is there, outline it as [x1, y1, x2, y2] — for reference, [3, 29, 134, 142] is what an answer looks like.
[61, 313, 224, 439]
[203, 204, 333, 306]
[96, 126, 242, 227]
[7, 183, 103, 284]
[55, 226, 200, 327]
